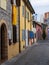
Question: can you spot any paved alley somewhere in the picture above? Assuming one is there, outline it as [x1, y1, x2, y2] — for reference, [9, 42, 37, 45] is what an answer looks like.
[1, 40, 49, 65]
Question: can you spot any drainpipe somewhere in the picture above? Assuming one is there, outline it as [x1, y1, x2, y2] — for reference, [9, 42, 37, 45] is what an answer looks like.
[24, 4, 26, 48]
[16, 0, 21, 53]
[18, 7, 21, 53]
[30, 13, 31, 30]
[0, 27, 1, 61]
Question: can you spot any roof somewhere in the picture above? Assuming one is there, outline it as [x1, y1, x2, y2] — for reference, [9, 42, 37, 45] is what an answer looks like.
[41, 23, 48, 26]
[23, 0, 35, 14]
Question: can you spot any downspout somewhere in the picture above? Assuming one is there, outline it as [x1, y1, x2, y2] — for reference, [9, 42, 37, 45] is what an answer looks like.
[30, 13, 31, 30]
[18, 7, 21, 53]
[24, 4, 26, 48]
[0, 27, 1, 61]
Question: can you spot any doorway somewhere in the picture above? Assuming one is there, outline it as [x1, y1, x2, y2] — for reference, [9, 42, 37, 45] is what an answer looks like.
[1, 23, 8, 63]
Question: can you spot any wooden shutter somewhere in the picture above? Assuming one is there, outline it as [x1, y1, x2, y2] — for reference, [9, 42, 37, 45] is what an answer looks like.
[16, 0, 21, 6]
[11, 0, 13, 4]
[13, 25, 17, 43]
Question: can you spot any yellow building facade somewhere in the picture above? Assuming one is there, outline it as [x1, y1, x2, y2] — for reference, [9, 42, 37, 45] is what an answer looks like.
[0, 0, 35, 63]
[20, 0, 35, 51]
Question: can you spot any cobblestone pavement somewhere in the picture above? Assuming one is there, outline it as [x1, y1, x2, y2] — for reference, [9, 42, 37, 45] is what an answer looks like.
[1, 40, 49, 65]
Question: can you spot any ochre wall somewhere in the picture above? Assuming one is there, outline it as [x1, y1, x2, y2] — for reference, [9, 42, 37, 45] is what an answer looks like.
[20, 0, 25, 51]
[8, 43, 19, 60]
[0, 20, 19, 60]
[26, 6, 32, 31]
[20, 0, 33, 51]
[8, 6, 19, 60]
[26, 6, 30, 30]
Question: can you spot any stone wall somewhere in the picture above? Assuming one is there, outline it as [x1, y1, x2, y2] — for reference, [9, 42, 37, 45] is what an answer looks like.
[0, 0, 12, 62]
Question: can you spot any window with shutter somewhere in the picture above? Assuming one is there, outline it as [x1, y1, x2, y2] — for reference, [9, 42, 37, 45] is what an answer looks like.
[22, 6, 25, 17]
[13, 25, 17, 43]
[11, 0, 21, 6]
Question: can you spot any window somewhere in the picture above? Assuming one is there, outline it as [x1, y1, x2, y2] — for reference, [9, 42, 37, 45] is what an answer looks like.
[0, 0, 6, 10]
[28, 12, 29, 21]
[13, 0, 16, 5]
[22, 6, 25, 16]
[11, 0, 16, 5]
[11, 0, 21, 6]
[26, 11, 29, 20]
[33, 22, 36, 28]
[13, 25, 17, 43]
[26, 11, 27, 18]
[22, 30, 25, 41]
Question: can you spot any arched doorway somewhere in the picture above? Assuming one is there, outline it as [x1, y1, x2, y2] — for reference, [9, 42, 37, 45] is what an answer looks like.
[1, 23, 8, 62]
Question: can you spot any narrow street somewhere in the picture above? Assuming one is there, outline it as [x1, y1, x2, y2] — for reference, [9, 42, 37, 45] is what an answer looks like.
[0, 0, 49, 65]
[2, 40, 49, 65]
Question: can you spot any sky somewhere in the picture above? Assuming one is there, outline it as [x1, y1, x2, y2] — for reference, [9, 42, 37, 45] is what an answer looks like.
[29, 0, 49, 22]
